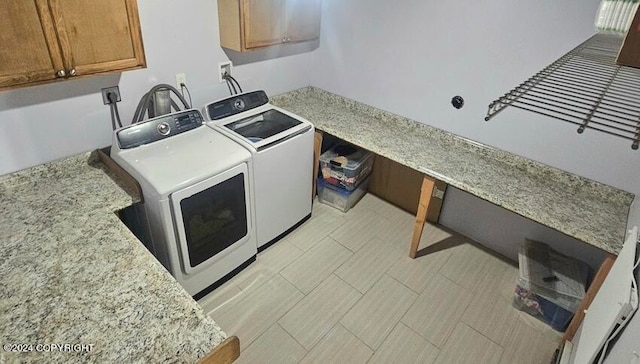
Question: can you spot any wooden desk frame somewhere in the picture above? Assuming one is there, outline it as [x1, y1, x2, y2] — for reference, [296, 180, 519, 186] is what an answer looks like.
[313, 131, 616, 343]
[563, 254, 616, 341]
[410, 175, 437, 258]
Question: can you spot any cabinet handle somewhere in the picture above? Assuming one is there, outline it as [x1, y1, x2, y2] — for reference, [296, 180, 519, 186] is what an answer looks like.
[69, 68, 77, 77]
[56, 69, 66, 78]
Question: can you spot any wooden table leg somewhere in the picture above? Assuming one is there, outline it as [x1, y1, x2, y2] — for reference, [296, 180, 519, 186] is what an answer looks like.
[562, 254, 616, 342]
[313, 131, 323, 200]
[409, 175, 436, 258]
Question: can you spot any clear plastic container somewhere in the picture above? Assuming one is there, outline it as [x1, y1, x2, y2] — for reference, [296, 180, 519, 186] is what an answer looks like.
[317, 176, 370, 212]
[517, 239, 589, 313]
[513, 285, 574, 332]
[319, 143, 373, 191]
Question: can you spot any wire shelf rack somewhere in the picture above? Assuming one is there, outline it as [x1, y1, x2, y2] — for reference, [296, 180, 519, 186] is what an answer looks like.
[485, 33, 640, 150]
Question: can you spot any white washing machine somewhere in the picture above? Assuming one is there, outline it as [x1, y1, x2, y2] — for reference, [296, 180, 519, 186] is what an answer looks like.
[111, 109, 257, 299]
[203, 91, 314, 250]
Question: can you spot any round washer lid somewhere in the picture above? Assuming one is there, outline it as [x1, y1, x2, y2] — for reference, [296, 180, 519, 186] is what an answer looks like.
[114, 126, 251, 197]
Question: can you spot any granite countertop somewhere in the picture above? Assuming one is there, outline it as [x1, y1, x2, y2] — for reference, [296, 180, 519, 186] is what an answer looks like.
[0, 152, 225, 363]
[272, 87, 634, 255]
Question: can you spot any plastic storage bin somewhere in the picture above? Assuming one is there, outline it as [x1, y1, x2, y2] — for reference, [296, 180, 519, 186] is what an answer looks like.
[317, 176, 370, 212]
[513, 239, 590, 332]
[319, 143, 373, 191]
[517, 239, 589, 313]
[513, 285, 574, 331]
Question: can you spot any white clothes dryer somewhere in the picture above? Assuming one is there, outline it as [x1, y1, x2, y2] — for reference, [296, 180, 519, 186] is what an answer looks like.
[111, 109, 257, 298]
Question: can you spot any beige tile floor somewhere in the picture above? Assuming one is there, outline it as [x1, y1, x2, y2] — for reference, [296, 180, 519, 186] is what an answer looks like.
[199, 194, 562, 364]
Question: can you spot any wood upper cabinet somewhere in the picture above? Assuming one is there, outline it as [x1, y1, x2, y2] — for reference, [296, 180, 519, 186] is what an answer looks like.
[218, 0, 321, 52]
[243, 0, 286, 49]
[0, 0, 146, 90]
[0, 1, 64, 88]
[285, 0, 322, 43]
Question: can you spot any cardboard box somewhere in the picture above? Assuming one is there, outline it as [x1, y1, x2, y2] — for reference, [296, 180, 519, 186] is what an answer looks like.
[617, 6, 640, 68]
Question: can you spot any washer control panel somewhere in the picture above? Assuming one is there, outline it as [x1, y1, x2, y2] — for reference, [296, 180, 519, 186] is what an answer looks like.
[116, 109, 203, 149]
[206, 90, 269, 120]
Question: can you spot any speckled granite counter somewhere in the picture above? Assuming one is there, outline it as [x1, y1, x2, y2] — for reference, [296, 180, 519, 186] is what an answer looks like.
[272, 87, 634, 255]
[0, 153, 226, 363]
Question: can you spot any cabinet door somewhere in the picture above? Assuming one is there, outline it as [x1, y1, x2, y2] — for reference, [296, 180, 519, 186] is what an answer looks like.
[0, 0, 65, 88]
[242, 0, 286, 49]
[285, 0, 321, 42]
[48, 0, 145, 77]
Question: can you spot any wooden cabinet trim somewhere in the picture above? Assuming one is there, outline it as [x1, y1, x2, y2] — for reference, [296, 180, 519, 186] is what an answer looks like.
[218, 0, 243, 51]
[125, 0, 146, 68]
[47, 0, 75, 72]
[239, 0, 248, 50]
[36, 0, 65, 76]
[0, 73, 56, 90]
[75, 58, 145, 75]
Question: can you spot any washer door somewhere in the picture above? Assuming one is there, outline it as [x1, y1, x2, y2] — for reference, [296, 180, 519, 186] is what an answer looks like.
[170, 163, 252, 274]
[221, 108, 312, 150]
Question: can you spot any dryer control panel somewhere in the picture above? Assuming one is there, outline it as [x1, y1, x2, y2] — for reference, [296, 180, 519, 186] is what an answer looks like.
[116, 109, 204, 149]
[206, 90, 269, 120]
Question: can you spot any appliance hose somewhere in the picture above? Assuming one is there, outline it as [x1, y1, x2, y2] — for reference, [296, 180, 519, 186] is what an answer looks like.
[131, 84, 191, 124]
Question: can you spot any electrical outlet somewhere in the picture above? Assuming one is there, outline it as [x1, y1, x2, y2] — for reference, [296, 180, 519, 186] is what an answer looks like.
[101, 86, 121, 105]
[176, 73, 187, 89]
[218, 61, 233, 83]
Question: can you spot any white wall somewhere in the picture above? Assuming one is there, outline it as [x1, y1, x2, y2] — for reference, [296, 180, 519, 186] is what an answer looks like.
[0, 0, 315, 175]
[311, 2, 640, 354]
[440, 187, 608, 269]
[310, 0, 640, 268]
[312, 0, 639, 195]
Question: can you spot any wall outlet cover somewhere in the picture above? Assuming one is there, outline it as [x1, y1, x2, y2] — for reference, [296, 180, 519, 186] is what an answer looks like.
[176, 73, 187, 89]
[101, 86, 121, 105]
[218, 61, 233, 83]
